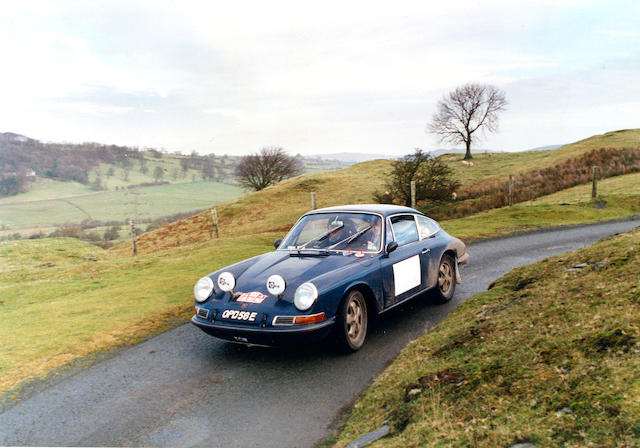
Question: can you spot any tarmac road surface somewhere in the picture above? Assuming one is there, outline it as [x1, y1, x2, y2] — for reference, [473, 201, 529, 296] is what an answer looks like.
[1, 218, 638, 447]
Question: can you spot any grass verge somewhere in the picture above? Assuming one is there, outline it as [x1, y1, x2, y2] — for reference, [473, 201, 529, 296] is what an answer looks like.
[333, 227, 640, 447]
[442, 194, 640, 241]
[0, 234, 278, 396]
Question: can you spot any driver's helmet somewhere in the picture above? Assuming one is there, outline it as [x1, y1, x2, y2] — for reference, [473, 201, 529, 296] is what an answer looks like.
[327, 216, 352, 242]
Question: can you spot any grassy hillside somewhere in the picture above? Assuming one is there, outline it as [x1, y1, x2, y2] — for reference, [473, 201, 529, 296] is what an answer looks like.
[530, 171, 640, 205]
[0, 234, 279, 395]
[446, 129, 640, 189]
[333, 228, 640, 447]
[442, 195, 640, 241]
[2, 129, 640, 399]
[116, 129, 640, 255]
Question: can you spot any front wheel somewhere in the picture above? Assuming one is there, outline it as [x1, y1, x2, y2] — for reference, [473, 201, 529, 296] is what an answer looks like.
[335, 290, 368, 351]
[432, 254, 456, 303]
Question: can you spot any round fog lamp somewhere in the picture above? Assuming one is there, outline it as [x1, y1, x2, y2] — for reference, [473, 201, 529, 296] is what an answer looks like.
[217, 272, 236, 292]
[194, 277, 214, 302]
[267, 275, 286, 296]
[294, 282, 318, 311]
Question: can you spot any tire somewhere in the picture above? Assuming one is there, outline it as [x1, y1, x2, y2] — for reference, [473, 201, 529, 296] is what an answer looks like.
[335, 290, 368, 351]
[432, 254, 456, 303]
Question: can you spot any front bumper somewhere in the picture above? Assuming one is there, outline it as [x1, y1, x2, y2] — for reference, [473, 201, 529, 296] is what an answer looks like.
[191, 315, 336, 346]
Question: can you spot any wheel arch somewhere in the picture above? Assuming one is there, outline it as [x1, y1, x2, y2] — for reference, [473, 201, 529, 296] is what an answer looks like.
[341, 282, 379, 322]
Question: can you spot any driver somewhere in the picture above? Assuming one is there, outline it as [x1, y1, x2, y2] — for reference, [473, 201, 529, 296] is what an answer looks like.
[361, 215, 382, 251]
[314, 217, 351, 248]
[326, 218, 350, 246]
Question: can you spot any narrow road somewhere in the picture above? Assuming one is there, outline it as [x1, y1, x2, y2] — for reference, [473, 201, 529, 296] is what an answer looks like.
[1, 219, 638, 448]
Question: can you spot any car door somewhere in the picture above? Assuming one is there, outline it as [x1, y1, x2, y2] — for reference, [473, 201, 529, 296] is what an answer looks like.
[415, 215, 440, 287]
[380, 214, 426, 307]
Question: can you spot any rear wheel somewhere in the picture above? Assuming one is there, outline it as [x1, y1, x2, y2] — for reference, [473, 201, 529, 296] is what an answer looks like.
[432, 254, 456, 303]
[336, 290, 368, 351]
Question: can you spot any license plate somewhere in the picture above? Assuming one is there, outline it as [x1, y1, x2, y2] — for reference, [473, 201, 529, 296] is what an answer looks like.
[219, 309, 259, 322]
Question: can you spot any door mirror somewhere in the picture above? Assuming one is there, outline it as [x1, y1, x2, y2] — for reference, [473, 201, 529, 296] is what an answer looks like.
[273, 238, 282, 249]
[385, 241, 398, 254]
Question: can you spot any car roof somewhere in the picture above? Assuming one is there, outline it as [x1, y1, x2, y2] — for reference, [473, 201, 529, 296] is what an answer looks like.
[308, 204, 424, 217]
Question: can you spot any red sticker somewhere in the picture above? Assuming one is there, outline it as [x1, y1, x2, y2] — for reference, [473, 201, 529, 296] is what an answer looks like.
[355, 250, 365, 258]
[236, 291, 267, 303]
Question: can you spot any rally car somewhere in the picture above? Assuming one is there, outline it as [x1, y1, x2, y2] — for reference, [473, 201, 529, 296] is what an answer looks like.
[191, 204, 469, 351]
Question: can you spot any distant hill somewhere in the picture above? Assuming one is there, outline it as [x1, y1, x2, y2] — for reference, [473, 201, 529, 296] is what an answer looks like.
[311, 149, 471, 163]
[0, 132, 35, 144]
[0, 132, 350, 197]
[308, 152, 390, 163]
[526, 144, 563, 151]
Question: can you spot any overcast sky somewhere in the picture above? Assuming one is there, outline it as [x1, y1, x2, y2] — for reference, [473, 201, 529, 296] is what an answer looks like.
[1, 1, 638, 156]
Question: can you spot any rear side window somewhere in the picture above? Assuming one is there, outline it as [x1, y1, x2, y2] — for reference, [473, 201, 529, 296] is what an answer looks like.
[390, 215, 419, 246]
[417, 215, 440, 239]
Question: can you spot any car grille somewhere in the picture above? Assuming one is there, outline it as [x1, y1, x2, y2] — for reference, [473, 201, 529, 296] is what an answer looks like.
[197, 308, 210, 319]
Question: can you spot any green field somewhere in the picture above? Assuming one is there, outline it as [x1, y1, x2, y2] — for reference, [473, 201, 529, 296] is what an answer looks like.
[0, 181, 243, 229]
[0, 179, 93, 204]
[0, 148, 350, 235]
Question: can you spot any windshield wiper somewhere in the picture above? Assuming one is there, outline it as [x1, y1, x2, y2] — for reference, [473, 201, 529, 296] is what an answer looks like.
[328, 225, 371, 249]
[289, 249, 329, 257]
[298, 223, 344, 250]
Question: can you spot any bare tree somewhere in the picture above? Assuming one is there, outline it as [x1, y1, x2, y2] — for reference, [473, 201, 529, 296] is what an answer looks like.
[235, 147, 303, 191]
[428, 83, 507, 160]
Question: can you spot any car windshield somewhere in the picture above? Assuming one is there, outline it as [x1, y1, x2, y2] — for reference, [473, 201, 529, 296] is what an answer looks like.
[280, 212, 382, 253]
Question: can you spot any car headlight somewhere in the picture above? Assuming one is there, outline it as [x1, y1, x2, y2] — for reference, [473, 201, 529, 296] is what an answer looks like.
[217, 272, 235, 292]
[266, 275, 286, 296]
[194, 277, 214, 302]
[294, 282, 318, 311]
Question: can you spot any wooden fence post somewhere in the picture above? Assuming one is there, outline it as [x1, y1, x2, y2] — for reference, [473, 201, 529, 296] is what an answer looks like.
[210, 208, 219, 239]
[129, 217, 137, 257]
[509, 174, 514, 207]
[310, 192, 316, 210]
[592, 166, 599, 199]
[410, 181, 416, 208]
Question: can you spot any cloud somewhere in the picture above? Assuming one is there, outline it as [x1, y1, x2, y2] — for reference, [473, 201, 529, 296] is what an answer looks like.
[0, 1, 638, 154]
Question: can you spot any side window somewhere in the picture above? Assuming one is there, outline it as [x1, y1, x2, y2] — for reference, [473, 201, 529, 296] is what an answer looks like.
[390, 215, 419, 246]
[417, 216, 440, 239]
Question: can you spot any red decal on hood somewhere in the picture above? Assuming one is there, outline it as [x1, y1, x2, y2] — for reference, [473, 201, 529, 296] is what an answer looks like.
[236, 292, 267, 303]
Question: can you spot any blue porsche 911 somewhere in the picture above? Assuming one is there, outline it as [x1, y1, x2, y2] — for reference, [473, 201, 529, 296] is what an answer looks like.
[191, 204, 469, 351]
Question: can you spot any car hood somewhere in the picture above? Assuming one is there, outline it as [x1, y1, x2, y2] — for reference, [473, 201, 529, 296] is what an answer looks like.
[234, 250, 373, 292]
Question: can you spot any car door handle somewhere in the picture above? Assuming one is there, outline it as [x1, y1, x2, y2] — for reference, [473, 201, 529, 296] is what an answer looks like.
[421, 248, 430, 254]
